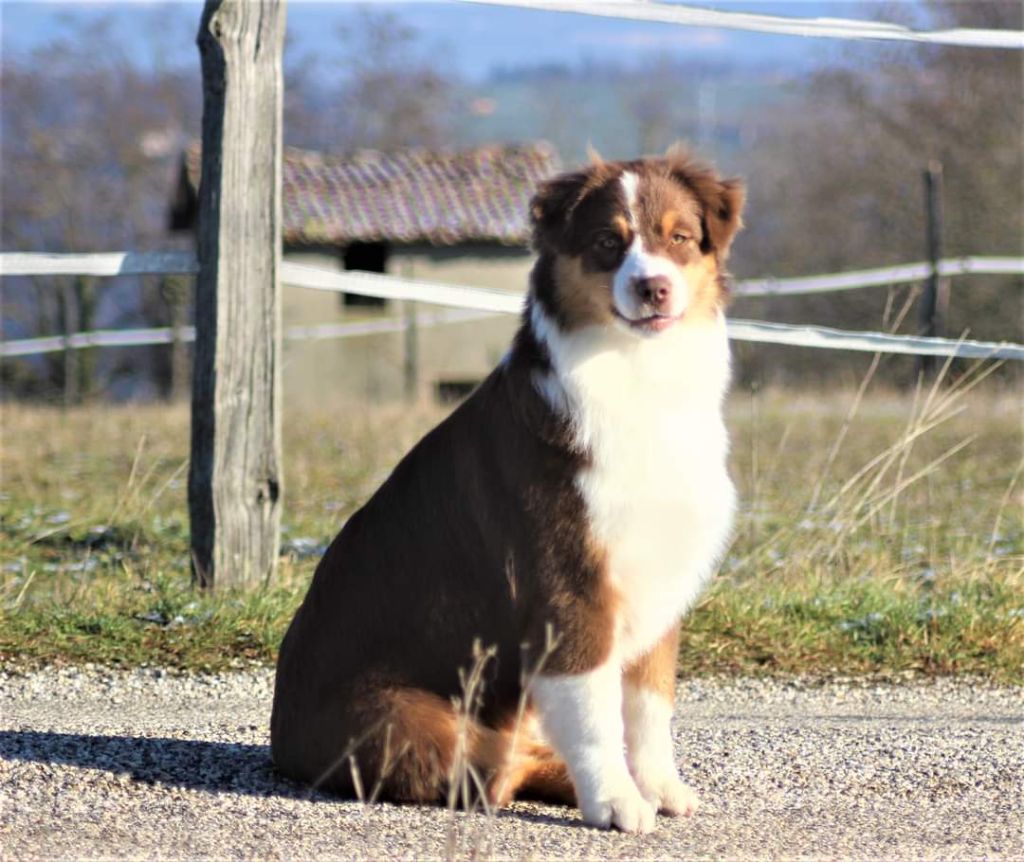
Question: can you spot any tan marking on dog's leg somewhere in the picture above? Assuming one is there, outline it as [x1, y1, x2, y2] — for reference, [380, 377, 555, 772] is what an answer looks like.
[489, 738, 576, 808]
[622, 624, 700, 817]
[513, 755, 577, 806]
[623, 623, 679, 701]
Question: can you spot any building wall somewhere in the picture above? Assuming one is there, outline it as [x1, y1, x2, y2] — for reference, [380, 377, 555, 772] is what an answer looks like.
[281, 244, 531, 406]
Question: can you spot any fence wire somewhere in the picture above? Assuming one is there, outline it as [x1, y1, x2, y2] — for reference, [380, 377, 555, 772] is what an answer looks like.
[2, 253, 1022, 362]
[458, 0, 1024, 50]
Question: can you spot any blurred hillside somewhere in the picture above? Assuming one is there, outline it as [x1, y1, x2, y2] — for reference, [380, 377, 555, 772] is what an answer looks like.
[450, 60, 797, 165]
[731, 1, 1023, 384]
[1, 3, 1021, 399]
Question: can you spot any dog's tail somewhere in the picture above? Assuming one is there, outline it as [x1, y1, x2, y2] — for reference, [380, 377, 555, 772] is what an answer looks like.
[305, 686, 574, 808]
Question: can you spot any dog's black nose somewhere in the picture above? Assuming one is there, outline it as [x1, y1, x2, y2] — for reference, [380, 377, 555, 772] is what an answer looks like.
[634, 276, 672, 309]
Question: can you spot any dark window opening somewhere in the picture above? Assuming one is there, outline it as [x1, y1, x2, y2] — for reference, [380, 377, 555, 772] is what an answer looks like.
[342, 242, 390, 307]
[435, 378, 482, 404]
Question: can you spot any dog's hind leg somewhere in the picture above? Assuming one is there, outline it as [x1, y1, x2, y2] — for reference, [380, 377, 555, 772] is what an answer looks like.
[278, 684, 570, 809]
[490, 744, 576, 807]
[325, 686, 511, 807]
[487, 717, 576, 808]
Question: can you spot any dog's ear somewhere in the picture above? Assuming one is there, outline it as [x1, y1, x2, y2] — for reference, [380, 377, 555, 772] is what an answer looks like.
[530, 170, 591, 251]
[700, 177, 745, 259]
[667, 153, 746, 260]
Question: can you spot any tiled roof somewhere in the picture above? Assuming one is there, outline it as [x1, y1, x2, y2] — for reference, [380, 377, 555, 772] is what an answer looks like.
[176, 141, 560, 247]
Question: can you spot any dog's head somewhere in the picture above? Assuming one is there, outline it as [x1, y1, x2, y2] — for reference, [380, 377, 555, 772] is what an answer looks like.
[530, 151, 745, 336]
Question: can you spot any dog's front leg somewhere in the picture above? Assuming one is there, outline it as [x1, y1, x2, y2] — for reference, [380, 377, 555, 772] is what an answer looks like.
[622, 623, 700, 816]
[532, 660, 656, 832]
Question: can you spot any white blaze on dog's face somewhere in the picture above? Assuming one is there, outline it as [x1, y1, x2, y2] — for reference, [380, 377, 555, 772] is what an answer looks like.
[611, 170, 696, 332]
[530, 155, 745, 337]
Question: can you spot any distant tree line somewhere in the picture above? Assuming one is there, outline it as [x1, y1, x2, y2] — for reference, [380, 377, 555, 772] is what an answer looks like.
[1, 15, 201, 401]
[731, 1, 1022, 385]
[1, 2, 1019, 399]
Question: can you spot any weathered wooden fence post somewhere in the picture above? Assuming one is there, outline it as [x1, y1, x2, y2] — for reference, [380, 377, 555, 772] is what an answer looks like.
[918, 160, 947, 378]
[403, 300, 420, 402]
[161, 275, 191, 401]
[189, 0, 286, 589]
[58, 280, 80, 406]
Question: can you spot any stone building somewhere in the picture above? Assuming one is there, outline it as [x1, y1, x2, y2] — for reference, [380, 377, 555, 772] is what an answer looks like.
[170, 141, 560, 403]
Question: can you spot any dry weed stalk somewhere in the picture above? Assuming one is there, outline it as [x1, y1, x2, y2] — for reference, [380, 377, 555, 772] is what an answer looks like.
[447, 640, 499, 817]
[444, 625, 560, 862]
[818, 356, 1003, 563]
[726, 348, 1006, 580]
[309, 723, 374, 800]
[107, 434, 148, 525]
[985, 454, 1024, 577]
[807, 284, 919, 513]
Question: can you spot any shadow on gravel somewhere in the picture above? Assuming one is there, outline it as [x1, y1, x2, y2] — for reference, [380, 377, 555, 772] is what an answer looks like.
[1, 730, 585, 827]
[0, 730, 316, 800]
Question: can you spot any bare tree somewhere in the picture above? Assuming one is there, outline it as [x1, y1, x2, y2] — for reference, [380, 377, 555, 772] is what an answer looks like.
[732, 0, 1023, 383]
[0, 13, 201, 399]
[332, 8, 460, 151]
[619, 55, 695, 156]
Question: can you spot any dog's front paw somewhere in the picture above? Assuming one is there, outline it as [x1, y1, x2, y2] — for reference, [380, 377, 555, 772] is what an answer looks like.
[653, 776, 700, 816]
[632, 766, 700, 817]
[634, 765, 700, 814]
[579, 777, 657, 833]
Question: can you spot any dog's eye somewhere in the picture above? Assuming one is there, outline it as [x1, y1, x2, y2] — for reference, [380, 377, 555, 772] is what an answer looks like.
[595, 234, 621, 251]
[671, 233, 691, 245]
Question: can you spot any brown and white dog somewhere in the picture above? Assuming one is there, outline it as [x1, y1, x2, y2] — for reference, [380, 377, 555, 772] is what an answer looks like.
[271, 151, 744, 833]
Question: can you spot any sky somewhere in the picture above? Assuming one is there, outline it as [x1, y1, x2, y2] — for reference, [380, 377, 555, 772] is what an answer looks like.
[0, 1, 902, 81]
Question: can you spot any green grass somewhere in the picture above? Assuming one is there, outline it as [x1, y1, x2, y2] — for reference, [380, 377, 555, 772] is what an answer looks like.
[1, 371, 1022, 681]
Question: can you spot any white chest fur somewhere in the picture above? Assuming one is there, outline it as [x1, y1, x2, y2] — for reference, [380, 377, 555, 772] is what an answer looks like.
[534, 310, 737, 664]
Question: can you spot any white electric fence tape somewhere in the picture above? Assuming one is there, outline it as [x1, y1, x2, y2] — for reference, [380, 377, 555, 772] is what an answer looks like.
[457, 0, 1024, 50]
[1, 253, 1022, 361]
[4, 253, 1019, 296]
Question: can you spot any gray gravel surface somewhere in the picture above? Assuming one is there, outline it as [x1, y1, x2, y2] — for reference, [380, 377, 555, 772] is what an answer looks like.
[1, 667, 1021, 861]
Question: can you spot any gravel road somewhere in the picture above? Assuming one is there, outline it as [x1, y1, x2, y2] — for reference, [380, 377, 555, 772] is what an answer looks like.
[1, 667, 1020, 861]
